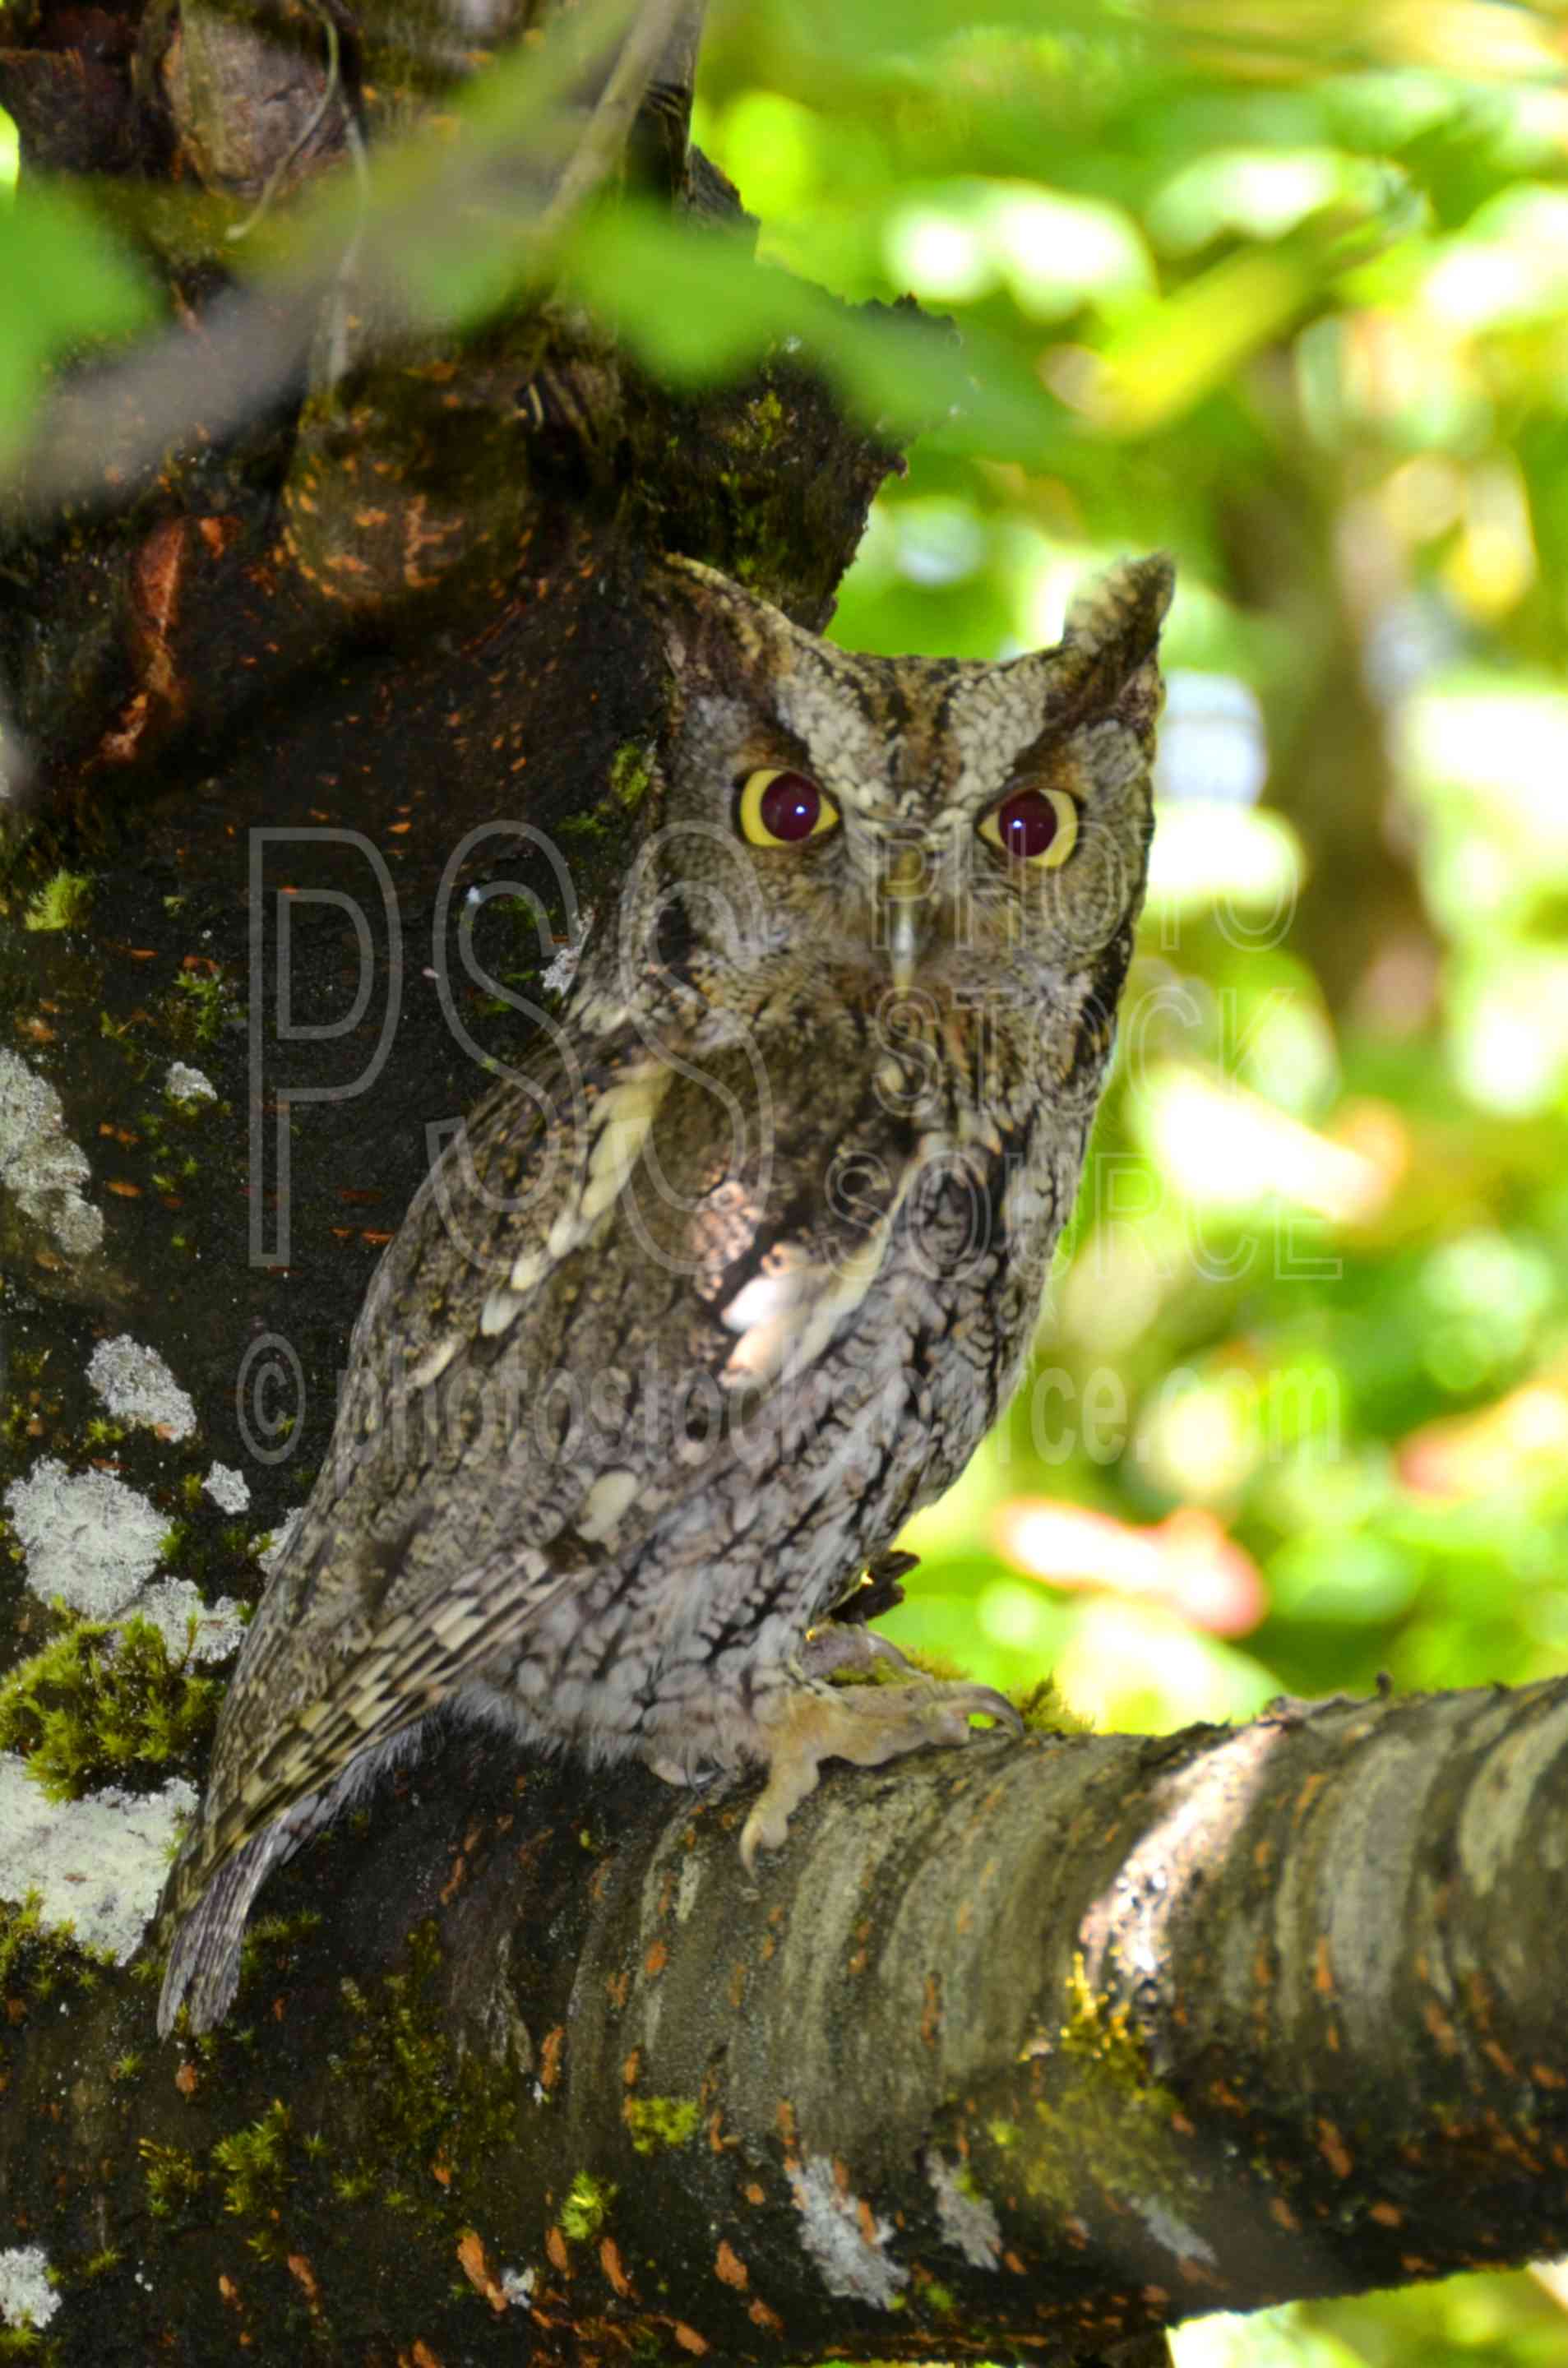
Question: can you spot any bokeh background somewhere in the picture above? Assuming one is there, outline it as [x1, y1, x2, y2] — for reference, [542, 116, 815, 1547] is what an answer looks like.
[7, 0, 1568, 2356]
[694, 5, 1568, 2364]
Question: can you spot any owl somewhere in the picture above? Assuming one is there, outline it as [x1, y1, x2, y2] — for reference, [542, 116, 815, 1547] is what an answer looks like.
[155, 548, 1173, 2034]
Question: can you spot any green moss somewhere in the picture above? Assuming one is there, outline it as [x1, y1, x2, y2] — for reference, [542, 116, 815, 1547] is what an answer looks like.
[235, 1907, 323, 2000]
[139, 2137, 206, 2218]
[1017, 1956, 1184, 2214]
[0, 1610, 220, 1801]
[213, 2098, 293, 2222]
[23, 869, 92, 932]
[1011, 1675, 1090, 1735]
[168, 967, 238, 1044]
[327, 1921, 517, 2218]
[622, 2094, 700, 2156]
[608, 742, 653, 812]
[560, 2171, 615, 2241]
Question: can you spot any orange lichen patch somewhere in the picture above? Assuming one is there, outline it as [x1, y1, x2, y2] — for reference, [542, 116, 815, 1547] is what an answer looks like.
[622, 2049, 641, 2088]
[728, 1963, 747, 2010]
[856, 2198, 877, 2247]
[545, 2226, 570, 2274]
[174, 2060, 200, 2098]
[431, 2154, 453, 2188]
[1317, 2121, 1352, 2179]
[1252, 1945, 1273, 1991]
[606, 1968, 631, 2011]
[197, 514, 242, 557]
[955, 1900, 974, 1936]
[744, 2182, 765, 2206]
[715, 2241, 747, 2291]
[539, 2026, 565, 2092]
[1313, 1937, 1334, 1993]
[1002, 2250, 1027, 2274]
[361, 1228, 395, 1246]
[99, 1123, 141, 1145]
[105, 1178, 142, 1197]
[408, 2343, 445, 2368]
[776, 2099, 798, 2153]
[599, 2239, 633, 2299]
[1142, 2286, 1170, 2310]
[671, 2321, 710, 2354]
[1400, 2255, 1434, 2276]
[1533, 2062, 1566, 2089]
[219, 2274, 241, 2307]
[1370, 2201, 1403, 2227]
[1269, 2197, 1300, 2232]
[286, 2255, 322, 2310]
[644, 1940, 669, 1979]
[748, 2297, 784, 2334]
[1483, 2039, 1519, 2080]
[1169, 2111, 1196, 2139]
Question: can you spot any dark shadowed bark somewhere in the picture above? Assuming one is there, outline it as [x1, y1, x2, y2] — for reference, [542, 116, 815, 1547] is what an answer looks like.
[2, 3, 1566, 2365]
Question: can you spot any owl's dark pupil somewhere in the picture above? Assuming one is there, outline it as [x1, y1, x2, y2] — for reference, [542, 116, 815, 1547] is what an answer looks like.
[996, 788, 1058, 859]
[760, 772, 821, 841]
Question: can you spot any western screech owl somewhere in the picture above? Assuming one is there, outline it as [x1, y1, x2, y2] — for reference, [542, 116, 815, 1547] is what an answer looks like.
[155, 548, 1173, 2033]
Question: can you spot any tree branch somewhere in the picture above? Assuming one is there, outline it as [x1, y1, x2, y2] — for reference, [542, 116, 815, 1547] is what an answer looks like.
[6, 1678, 1567, 2361]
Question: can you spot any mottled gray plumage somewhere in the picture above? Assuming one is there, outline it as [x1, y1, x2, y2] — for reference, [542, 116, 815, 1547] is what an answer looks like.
[155, 549, 1173, 2034]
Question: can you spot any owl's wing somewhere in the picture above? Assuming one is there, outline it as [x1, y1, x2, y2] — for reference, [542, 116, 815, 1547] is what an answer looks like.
[160, 1019, 931, 1938]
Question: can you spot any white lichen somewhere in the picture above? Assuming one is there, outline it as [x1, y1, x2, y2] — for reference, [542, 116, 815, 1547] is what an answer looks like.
[134, 1578, 247, 1664]
[258, 1509, 303, 1574]
[202, 1461, 250, 1515]
[925, 2148, 1002, 2269]
[0, 1049, 104, 1260]
[6, 1459, 245, 1658]
[0, 1760, 197, 1959]
[0, 2244, 60, 2331]
[542, 914, 594, 1001]
[788, 2153, 908, 2309]
[498, 2266, 536, 2307]
[86, 1334, 197, 1441]
[7, 1460, 166, 1612]
[165, 1061, 217, 1104]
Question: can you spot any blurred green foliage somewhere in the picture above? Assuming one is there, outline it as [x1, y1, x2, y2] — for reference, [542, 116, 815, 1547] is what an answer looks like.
[4, 0, 1568, 2354]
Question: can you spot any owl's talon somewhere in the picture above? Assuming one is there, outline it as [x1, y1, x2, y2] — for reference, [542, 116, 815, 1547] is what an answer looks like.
[739, 1676, 1022, 1870]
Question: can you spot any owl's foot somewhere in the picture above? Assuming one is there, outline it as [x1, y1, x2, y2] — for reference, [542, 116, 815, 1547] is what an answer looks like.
[798, 1621, 917, 1682]
[739, 1676, 1021, 1871]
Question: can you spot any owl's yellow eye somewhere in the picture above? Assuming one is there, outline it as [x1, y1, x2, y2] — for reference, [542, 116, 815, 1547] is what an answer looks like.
[978, 785, 1078, 868]
[737, 768, 841, 848]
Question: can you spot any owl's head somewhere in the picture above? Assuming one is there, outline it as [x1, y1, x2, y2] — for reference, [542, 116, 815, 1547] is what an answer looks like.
[612, 552, 1172, 1063]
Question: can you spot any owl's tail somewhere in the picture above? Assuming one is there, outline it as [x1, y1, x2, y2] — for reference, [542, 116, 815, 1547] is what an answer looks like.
[155, 1821, 298, 2037]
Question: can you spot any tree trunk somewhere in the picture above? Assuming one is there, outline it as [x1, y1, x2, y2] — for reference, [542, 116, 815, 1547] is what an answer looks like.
[2, 3, 1565, 2363]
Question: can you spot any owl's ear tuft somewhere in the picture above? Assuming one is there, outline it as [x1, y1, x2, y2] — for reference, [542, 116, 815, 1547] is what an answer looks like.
[1064, 553, 1174, 666]
[645, 554, 771, 682]
[1050, 553, 1174, 736]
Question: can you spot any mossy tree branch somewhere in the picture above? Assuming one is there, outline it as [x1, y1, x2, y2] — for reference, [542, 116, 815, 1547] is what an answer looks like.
[5, 1679, 1568, 2361]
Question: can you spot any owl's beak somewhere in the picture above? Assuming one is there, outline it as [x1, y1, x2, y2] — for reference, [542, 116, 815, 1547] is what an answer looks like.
[879, 847, 931, 992]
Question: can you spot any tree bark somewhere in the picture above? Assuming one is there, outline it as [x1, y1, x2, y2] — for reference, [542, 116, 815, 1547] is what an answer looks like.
[2, 4, 1566, 2365]
[5, 1681, 1568, 2363]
